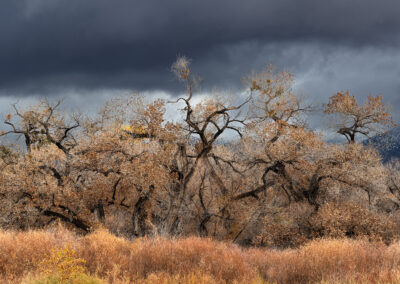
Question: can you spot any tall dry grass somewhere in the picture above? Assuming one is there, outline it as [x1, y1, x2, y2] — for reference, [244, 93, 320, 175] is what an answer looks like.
[1, 226, 400, 283]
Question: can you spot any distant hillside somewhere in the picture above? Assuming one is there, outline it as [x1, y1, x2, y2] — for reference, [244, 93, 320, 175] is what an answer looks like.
[364, 127, 400, 163]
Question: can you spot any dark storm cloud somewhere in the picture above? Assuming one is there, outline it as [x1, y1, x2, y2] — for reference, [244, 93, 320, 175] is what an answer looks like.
[0, 0, 400, 95]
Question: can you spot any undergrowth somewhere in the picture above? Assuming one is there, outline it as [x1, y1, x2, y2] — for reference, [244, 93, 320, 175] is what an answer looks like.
[1, 227, 400, 283]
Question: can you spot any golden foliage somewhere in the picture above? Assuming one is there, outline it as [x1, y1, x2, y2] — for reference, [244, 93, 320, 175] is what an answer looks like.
[38, 244, 87, 282]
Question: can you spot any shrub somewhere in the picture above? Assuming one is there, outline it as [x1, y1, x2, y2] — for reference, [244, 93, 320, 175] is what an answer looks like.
[255, 202, 399, 248]
[38, 244, 87, 283]
[312, 202, 399, 243]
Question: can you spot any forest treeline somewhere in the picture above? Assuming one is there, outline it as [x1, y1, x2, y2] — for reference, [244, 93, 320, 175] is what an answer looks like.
[0, 57, 399, 247]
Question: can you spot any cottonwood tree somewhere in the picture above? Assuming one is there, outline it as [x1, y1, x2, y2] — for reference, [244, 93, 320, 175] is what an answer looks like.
[250, 135, 395, 246]
[77, 96, 179, 236]
[161, 57, 251, 236]
[0, 100, 87, 230]
[237, 71, 397, 246]
[323, 91, 395, 143]
[0, 97, 176, 234]
[0, 99, 80, 153]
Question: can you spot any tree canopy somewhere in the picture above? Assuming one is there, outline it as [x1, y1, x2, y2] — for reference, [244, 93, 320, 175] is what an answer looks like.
[0, 58, 398, 247]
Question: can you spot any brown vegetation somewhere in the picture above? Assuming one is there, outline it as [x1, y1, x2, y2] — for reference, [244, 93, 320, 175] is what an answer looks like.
[0, 57, 399, 250]
[0, 228, 400, 283]
[323, 90, 395, 143]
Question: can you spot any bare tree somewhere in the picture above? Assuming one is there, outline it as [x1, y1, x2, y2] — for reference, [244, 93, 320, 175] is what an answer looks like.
[323, 91, 395, 143]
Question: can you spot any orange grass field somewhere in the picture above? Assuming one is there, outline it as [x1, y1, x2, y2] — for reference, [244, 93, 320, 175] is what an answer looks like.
[1, 227, 400, 283]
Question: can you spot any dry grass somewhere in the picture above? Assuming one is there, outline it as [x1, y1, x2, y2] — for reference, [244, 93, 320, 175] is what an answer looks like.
[2, 227, 400, 283]
[248, 238, 400, 283]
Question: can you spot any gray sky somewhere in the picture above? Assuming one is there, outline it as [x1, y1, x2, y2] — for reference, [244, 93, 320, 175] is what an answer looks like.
[0, 0, 399, 132]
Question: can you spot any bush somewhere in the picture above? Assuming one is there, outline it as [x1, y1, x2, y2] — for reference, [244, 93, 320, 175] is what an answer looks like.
[255, 202, 399, 248]
[38, 244, 87, 283]
[312, 202, 399, 243]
